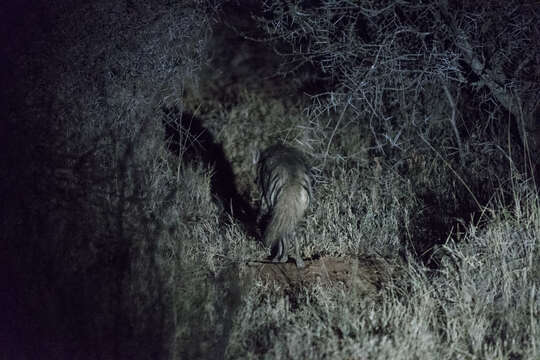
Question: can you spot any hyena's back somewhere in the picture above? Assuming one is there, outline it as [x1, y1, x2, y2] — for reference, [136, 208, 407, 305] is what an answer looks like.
[257, 144, 312, 268]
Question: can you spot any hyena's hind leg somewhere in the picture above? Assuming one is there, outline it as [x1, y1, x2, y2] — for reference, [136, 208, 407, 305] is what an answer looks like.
[257, 201, 270, 242]
[292, 235, 305, 268]
[271, 236, 288, 264]
[271, 234, 305, 268]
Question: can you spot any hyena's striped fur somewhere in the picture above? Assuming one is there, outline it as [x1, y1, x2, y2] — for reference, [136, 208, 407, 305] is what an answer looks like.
[257, 144, 312, 268]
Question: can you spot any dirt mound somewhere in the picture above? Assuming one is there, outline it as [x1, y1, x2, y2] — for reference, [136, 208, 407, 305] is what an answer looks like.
[248, 255, 403, 295]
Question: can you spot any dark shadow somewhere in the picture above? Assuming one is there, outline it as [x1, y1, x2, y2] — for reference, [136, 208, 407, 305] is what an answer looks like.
[408, 184, 491, 269]
[2, 98, 173, 359]
[162, 108, 258, 235]
[212, 1, 336, 98]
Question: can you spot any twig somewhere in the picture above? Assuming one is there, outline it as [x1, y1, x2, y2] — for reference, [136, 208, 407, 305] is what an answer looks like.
[442, 82, 465, 166]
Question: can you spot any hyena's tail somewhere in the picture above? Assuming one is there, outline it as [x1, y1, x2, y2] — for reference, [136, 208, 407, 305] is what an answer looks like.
[263, 183, 310, 249]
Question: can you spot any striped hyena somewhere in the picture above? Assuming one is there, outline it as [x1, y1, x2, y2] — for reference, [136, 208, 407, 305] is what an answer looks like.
[257, 144, 312, 268]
